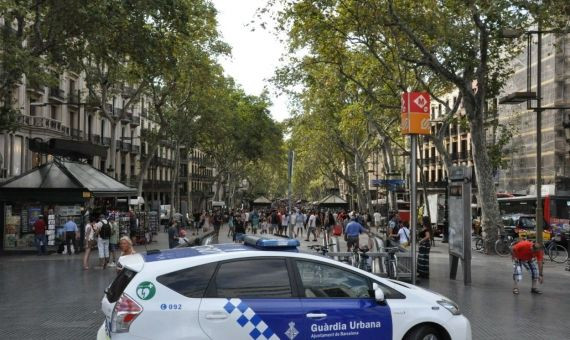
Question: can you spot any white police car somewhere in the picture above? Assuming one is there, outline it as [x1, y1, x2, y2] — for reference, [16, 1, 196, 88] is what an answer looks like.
[97, 236, 471, 340]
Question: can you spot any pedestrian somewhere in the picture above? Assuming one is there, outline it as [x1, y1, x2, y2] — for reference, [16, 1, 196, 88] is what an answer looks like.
[119, 236, 136, 256]
[270, 210, 279, 235]
[511, 240, 544, 294]
[63, 217, 79, 255]
[260, 217, 268, 234]
[83, 216, 96, 270]
[227, 212, 235, 238]
[108, 216, 120, 267]
[96, 215, 112, 269]
[305, 211, 318, 242]
[398, 221, 411, 247]
[168, 221, 179, 249]
[280, 210, 289, 236]
[212, 212, 222, 236]
[33, 215, 47, 256]
[294, 209, 304, 238]
[251, 210, 260, 235]
[417, 219, 432, 279]
[234, 215, 246, 243]
[374, 209, 382, 230]
[345, 215, 367, 252]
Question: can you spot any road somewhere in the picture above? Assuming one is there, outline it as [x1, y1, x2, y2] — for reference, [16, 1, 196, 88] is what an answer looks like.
[0, 225, 568, 339]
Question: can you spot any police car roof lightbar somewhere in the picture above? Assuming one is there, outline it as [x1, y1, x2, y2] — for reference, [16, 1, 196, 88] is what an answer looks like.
[244, 235, 300, 249]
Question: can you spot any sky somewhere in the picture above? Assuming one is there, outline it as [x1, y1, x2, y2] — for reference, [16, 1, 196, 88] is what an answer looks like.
[212, 0, 290, 122]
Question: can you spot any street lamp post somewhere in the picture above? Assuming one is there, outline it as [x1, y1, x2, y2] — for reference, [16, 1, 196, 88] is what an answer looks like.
[500, 25, 570, 245]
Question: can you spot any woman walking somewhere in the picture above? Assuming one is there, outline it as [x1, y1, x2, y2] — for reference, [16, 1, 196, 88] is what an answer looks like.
[83, 216, 96, 270]
[417, 216, 432, 278]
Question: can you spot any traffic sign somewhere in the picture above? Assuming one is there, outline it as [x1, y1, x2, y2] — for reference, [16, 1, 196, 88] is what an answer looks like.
[401, 92, 431, 135]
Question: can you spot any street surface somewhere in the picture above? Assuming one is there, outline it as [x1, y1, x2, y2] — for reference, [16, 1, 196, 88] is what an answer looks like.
[0, 227, 567, 339]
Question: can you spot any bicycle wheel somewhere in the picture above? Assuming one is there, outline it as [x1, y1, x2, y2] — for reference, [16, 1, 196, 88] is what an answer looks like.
[475, 237, 484, 251]
[549, 244, 569, 263]
[390, 261, 398, 280]
[495, 239, 510, 256]
[350, 253, 359, 267]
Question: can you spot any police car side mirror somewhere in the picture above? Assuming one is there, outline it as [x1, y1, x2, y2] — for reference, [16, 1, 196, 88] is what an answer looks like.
[373, 283, 385, 303]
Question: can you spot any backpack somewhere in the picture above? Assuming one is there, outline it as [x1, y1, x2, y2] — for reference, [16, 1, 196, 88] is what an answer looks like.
[332, 224, 343, 236]
[99, 221, 112, 239]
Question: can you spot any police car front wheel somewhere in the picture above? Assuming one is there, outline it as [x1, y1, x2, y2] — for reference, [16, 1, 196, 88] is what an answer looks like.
[405, 324, 447, 340]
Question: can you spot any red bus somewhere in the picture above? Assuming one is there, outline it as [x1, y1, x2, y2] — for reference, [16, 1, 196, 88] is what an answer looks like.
[372, 199, 410, 223]
[497, 195, 570, 225]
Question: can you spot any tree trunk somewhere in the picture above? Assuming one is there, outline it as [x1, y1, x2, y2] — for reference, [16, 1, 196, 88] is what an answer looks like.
[468, 104, 501, 253]
[109, 120, 118, 178]
[137, 142, 159, 197]
[170, 143, 180, 216]
[381, 139, 398, 212]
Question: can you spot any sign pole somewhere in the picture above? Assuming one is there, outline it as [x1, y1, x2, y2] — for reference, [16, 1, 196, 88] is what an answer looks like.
[410, 134, 417, 285]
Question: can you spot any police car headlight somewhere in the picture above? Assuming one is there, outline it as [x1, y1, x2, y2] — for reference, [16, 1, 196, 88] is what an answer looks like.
[437, 299, 461, 315]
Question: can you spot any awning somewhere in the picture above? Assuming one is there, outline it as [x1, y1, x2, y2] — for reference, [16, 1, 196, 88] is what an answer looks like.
[0, 159, 137, 200]
[317, 194, 347, 205]
[252, 196, 272, 204]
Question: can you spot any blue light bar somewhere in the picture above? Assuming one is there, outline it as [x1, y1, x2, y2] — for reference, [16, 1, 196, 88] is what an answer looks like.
[244, 235, 300, 249]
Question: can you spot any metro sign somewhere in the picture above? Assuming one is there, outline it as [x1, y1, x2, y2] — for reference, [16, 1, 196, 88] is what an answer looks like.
[401, 91, 431, 135]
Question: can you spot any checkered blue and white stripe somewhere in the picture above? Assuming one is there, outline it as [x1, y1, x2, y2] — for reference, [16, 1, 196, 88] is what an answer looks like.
[223, 298, 280, 340]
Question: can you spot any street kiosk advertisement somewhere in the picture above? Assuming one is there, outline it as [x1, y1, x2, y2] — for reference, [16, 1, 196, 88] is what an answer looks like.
[448, 166, 472, 285]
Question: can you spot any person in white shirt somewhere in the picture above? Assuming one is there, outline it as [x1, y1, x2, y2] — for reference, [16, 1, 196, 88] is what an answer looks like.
[398, 222, 411, 247]
[294, 210, 304, 238]
[305, 211, 317, 242]
[374, 210, 382, 229]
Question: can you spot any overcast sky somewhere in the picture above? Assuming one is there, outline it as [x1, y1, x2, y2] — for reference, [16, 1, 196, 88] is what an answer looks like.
[212, 0, 290, 122]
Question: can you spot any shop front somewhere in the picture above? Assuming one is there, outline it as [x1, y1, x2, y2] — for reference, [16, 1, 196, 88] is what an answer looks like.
[0, 159, 136, 254]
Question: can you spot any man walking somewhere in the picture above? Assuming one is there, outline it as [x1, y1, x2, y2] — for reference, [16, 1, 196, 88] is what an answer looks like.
[63, 218, 78, 255]
[33, 215, 47, 255]
[512, 240, 544, 294]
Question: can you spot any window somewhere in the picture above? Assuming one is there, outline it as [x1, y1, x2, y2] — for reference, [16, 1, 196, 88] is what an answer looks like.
[106, 269, 137, 303]
[212, 259, 292, 298]
[157, 263, 217, 298]
[296, 260, 371, 298]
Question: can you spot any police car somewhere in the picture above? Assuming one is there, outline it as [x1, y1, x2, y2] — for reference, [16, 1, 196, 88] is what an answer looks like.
[97, 236, 471, 340]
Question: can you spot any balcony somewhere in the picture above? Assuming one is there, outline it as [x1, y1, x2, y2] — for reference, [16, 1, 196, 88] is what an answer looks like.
[121, 142, 131, 152]
[113, 108, 123, 118]
[49, 87, 65, 101]
[70, 128, 83, 140]
[130, 114, 140, 127]
[102, 137, 111, 146]
[68, 92, 80, 106]
[459, 150, 468, 160]
[121, 110, 132, 123]
[18, 115, 66, 134]
[451, 152, 459, 161]
[141, 108, 148, 118]
[88, 134, 101, 145]
[131, 145, 140, 154]
[143, 180, 171, 191]
[27, 83, 45, 94]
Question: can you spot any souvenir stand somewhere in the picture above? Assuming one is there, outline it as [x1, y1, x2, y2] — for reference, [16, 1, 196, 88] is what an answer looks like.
[0, 159, 137, 254]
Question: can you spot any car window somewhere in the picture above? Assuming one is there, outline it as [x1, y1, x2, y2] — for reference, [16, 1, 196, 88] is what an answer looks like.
[213, 259, 292, 298]
[157, 262, 217, 298]
[106, 269, 137, 303]
[375, 280, 406, 299]
[296, 260, 371, 298]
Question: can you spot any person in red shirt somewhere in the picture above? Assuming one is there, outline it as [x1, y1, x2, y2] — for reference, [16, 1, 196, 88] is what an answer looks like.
[33, 215, 47, 255]
[512, 240, 544, 294]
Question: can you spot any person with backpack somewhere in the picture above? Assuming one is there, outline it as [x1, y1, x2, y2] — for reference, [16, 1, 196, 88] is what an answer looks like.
[96, 214, 112, 269]
[398, 221, 411, 247]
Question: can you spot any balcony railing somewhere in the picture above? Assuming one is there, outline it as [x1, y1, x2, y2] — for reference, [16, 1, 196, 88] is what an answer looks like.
[130, 114, 140, 126]
[459, 151, 468, 160]
[19, 115, 66, 134]
[131, 145, 140, 154]
[121, 142, 131, 152]
[141, 108, 148, 118]
[88, 134, 101, 145]
[102, 137, 111, 146]
[68, 93, 80, 105]
[451, 152, 459, 161]
[49, 87, 65, 100]
[70, 128, 83, 140]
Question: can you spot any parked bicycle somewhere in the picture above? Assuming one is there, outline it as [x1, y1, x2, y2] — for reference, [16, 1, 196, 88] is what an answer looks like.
[350, 246, 371, 272]
[495, 231, 518, 256]
[383, 246, 400, 280]
[472, 234, 484, 251]
[545, 235, 568, 263]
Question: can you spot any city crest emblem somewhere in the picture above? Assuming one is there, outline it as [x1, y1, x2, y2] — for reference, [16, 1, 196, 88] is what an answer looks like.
[285, 321, 299, 340]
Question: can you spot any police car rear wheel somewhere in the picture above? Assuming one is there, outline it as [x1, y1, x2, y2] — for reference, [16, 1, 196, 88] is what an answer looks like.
[405, 325, 444, 340]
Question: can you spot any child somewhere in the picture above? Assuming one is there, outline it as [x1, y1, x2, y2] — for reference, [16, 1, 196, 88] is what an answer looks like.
[261, 218, 268, 234]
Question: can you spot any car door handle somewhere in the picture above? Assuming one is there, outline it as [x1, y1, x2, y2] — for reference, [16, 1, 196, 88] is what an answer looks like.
[306, 313, 327, 319]
[205, 312, 228, 320]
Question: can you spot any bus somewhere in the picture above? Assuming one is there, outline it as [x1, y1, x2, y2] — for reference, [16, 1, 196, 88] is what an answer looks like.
[372, 199, 411, 223]
[497, 195, 570, 225]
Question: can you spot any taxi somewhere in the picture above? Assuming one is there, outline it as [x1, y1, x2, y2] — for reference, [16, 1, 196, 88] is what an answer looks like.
[97, 236, 471, 340]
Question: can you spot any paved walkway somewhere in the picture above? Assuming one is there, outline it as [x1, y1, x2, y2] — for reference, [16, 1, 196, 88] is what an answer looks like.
[0, 226, 568, 339]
